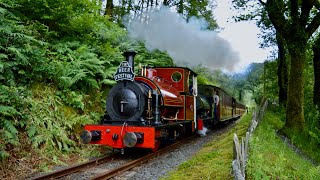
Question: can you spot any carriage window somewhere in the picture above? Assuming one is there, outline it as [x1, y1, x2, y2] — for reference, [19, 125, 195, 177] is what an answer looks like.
[171, 71, 182, 82]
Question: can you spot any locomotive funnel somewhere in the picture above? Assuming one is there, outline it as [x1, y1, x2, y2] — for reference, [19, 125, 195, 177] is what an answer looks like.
[123, 50, 137, 72]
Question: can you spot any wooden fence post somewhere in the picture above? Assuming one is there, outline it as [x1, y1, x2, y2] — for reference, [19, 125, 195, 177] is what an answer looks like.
[231, 100, 268, 180]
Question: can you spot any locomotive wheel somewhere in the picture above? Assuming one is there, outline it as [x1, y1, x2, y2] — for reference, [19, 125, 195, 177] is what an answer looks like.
[185, 122, 193, 136]
[151, 140, 161, 152]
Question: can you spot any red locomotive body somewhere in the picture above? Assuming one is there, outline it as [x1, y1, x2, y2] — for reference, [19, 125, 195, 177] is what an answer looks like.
[80, 51, 246, 152]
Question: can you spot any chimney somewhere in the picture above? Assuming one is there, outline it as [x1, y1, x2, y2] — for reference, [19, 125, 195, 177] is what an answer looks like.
[123, 50, 137, 72]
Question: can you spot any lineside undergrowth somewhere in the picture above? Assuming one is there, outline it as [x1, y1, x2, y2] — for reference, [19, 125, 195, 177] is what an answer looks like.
[163, 112, 252, 180]
[246, 109, 320, 179]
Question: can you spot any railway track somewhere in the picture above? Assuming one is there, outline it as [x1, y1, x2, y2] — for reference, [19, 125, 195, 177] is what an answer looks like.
[29, 153, 120, 180]
[29, 136, 196, 180]
[91, 135, 196, 180]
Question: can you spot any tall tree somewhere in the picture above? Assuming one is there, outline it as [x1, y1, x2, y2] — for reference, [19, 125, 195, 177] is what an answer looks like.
[105, 0, 114, 18]
[185, 0, 217, 29]
[246, 63, 264, 103]
[177, 0, 184, 14]
[313, 36, 320, 107]
[163, 0, 169, 6]
[233, 2, 289, 107]
[234, 0, 320, 133]
[260, 0, 320, 133]
[276, 31, 288, 107]
[116, 0, 217, 29]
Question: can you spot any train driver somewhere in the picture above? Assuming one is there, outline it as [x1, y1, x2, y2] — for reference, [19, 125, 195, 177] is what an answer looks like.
[213, 90, 219, 122]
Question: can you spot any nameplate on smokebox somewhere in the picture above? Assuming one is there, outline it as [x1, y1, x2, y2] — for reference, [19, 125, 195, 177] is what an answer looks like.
[114, 61, 135, 81]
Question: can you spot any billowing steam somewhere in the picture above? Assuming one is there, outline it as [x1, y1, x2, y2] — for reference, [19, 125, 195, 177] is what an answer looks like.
[197, 127, 208, 137]
[124, 7, 240, 71]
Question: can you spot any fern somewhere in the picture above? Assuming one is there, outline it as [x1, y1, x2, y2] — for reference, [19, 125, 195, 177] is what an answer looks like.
[26, 125, 36, 138]
[60, 70, 88, 88]
[52, 43, 108, 91]
[0, 85, 32, 160]
[26, 90, 84, 152]
[1, 120, 19, 146]
[308, 165, 320, 179]
[85, 78, 99, 89]
[3, 120, 18, 134]
[0, 105, 20, 116]
[309, 130, 320, 143]
[0, 148, 9, 159]
[101, 79, 116, 86]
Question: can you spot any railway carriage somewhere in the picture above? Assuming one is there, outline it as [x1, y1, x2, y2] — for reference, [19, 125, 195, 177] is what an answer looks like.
[80, 51, 246, 152]
[198, 85, 244, 124]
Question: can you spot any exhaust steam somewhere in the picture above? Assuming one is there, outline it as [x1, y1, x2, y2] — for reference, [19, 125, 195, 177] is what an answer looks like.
[124, 7, 240, 71]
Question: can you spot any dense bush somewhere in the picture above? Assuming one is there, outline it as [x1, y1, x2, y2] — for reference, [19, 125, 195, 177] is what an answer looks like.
[0, 0, 126, 160]
[0, 0, 183, 162]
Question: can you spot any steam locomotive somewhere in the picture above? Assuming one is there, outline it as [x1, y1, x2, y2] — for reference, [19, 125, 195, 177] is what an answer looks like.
[80, 51, 246, 152]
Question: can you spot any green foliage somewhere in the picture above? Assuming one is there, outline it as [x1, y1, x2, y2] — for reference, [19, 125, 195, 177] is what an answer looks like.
[51, 42, 105, 90]
[0, 85, 31, 160]
[193, 65, 216, 85]
[0, 0, 126, 163]
[27, 85, 97, 153]
[309, 165, 320, 179]
[109, 0, 218, 30]
[303, 50, 320, 149]
[184, 0, 218, 30]
[134, 45, 174, 68]
[44, 41, 124, 91]
[16, 0, 100, 36]
[0, 0, 47, 86]
[247, 110, 320, 179]
[56, 90, 85, 110]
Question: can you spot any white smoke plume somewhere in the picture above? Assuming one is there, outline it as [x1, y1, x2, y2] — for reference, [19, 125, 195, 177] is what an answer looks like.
[124, 7, 240, 71]
[197, 127, 208, 137]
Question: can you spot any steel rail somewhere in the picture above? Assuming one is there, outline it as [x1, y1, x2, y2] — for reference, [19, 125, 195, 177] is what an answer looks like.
[91, 135, 197, 180]
[30, 152, 119, 180]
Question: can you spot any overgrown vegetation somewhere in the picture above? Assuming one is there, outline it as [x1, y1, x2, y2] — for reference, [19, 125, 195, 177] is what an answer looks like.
[232, 0, 320, 165]
[247, 107, 320, 179]
[163, 113, 252, 180]
[0, 0, 222, 178]
[1, 0, 319, 179]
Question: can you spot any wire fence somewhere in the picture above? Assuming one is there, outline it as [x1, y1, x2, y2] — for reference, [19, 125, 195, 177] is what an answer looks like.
[232, 100, 268, 180]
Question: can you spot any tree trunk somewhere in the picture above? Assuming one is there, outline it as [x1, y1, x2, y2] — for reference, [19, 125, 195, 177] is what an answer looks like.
[146, 0, 150, 10]
[239, 89, 242, 102]
[127, 0, 133, 13]
[285, 45, 306, 133]
[276, 32, 288, 107]
[105, 0, 114, 18]
[177, 0, 183, 14]
[313, 37, 320, 107]
[121, 0, 126, 17]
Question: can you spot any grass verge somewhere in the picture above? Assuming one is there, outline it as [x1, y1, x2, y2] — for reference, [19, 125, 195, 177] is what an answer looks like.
[246, 109, 320, 179]
[163, 112, 252, 180]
